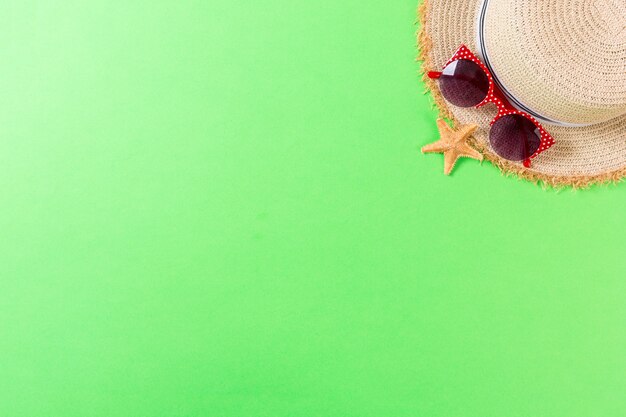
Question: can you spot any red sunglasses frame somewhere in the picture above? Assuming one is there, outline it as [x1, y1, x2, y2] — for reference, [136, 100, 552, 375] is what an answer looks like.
[428, 45, 555, 168]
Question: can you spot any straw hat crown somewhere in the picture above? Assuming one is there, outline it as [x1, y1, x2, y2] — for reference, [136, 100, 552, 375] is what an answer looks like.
[482, 0, 626, 126]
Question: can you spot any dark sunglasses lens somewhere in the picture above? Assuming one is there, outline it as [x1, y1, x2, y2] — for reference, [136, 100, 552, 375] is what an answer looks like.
[489, 114, 541, 161]
[439, 59, 490, 107]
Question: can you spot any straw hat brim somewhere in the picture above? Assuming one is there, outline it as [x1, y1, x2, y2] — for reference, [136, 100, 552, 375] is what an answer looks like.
[418, 0, 626, 187]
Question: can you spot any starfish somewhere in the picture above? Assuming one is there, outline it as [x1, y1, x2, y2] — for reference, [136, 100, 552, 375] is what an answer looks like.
[422, 119, 483, 175]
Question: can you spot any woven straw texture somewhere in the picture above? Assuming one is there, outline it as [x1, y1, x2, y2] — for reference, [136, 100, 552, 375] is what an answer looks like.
[483, 0, 626, 125]
[418, 0, 626, 187]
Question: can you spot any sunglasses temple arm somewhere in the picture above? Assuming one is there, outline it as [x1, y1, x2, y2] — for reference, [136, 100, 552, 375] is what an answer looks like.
[427, 71, 442, 79]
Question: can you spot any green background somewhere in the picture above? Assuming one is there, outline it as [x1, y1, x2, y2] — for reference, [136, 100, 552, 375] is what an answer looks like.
[1, 1, 624, 416]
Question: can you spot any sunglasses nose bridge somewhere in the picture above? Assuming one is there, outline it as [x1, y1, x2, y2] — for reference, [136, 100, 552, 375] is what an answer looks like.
[427, 71, 442, 79]
[481, 95, 507, 114]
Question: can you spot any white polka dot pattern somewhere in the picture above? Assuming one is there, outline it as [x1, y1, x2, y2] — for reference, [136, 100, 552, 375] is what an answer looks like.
[442, 45, 555, 165]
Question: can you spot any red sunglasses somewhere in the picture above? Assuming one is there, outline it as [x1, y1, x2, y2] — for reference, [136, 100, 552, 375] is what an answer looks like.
[428, 45, 554, 167]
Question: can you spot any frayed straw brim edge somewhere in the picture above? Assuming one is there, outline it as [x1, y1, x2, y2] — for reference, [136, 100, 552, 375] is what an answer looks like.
[416, 0, 625, 189]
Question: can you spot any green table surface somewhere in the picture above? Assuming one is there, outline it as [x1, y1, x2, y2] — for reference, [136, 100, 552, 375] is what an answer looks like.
[1, 1, 624, 416]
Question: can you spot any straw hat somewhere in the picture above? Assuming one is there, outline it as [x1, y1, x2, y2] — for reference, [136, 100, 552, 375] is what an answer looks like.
[418, 0, 626, 187]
